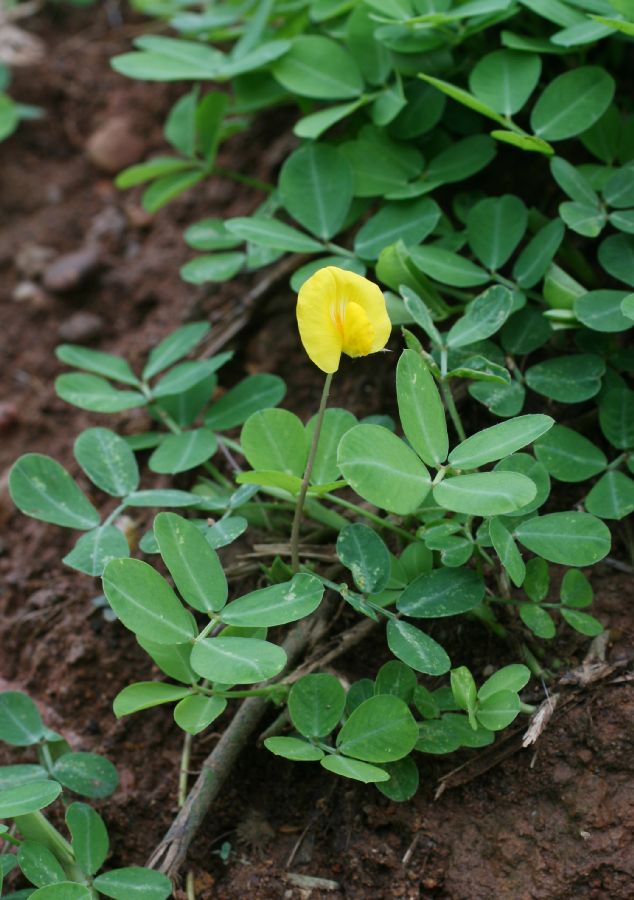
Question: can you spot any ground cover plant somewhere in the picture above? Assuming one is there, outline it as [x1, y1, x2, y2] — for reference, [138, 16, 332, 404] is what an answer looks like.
[1, 0, 633, 896]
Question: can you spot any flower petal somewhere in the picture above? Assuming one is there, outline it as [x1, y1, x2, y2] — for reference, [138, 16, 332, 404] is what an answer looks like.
[329, 268, 392, 353]
[341, 301, 375, 358]
[297, 267, 342, 373]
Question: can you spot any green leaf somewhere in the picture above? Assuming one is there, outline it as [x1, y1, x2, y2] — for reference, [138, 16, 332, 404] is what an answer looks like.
[180, 252, 245, 285]
[398, 567, 484, 618]
[525, 355, 605, 403]
[575, 290, 632, 333]
[320, 755, 389, 782]
[600, 388, 634, 449]
[74, 428, 139, 496]
[586, 471, 634, 520]
[501, 308, 552, 355]
[490, 518, 525, 587]
[433, 472, 536, 516]
[476, 690, 520, 731]
[29, 885, 91, 900]
[63, 526, 130, 577]
[116, 157, 196, 189]
[466, 195, 528, 270]
[560, 201, 606, 238]
[112, 37, 224, 81]
[523, 557, 550, 603]
[55, 374, 146, 413]
[154, 513, 227, 614]
[142, 169, 204, 213]
[337, 424, 431, 515]
[294, 99, 367, 140]
[173, 695, 227, 734]
[102, 558, 197, 644]
[560, 609, 604, 637]
[221, 574, 323, 627]
[530, 67, 615, 141]
[149, 429, 217, 474]
[18, 842, 66, 887]
[279, 143, 354, 241]
[0, 765, 48, 791]
[448, 415, 553, 469]
[190, 637, 286, 684]
[184, 218, 242, 251]
[374, 661, 417, 703]
[469, 380, 526, 418]
[56, 345, 138, 386]
[543, 263, 585, 310]
[152, 356, 231, 399]
[204, 517, 248, 549]
[241, 408, 307, 476]
[272, 35, 363, 100]
[409, 246, 489, 288]
[446, 285, 514, 348]
[205, 374, 286, 431]
[66, 803, 109, 875]
[226, 216, 324, 253]
[401, 286, 442, 346]
[494, 453, 550, 515]
[93, 867, 172, 900]
[515, 512, 611, 566]
[305, 408, 357, 485]
[197, 91, 227, 163]
[375, 756, 419, 801]
[52, 752, 118, 799]
[0, 781, 61, 818]
[0, 693, 45, 746]
[560, 569, 593, 609]
[237, 470, 302, 493]
[136, 639, 197, 685]
[164, 89, 197, 157]
[386, 620, 451, 676]
[513, 219, 565, 289]
[125, 489, 199, 508]
[264, 737, 324, 762]
[450, 667, 477, 716]
[336, 524, 391, 594]
[342, 129, 423, 197]
[143, 322, 210, 380]
[598, 234, 634, 287]
[396, 350, 448, 467]
[603, 164, 634, 209]
[419, 75, 506, 127]
[9, 455, 100, 530]
[424, 134, 497, 187]
[336, 695, 418, 762]
[288, 674, 346, 738]
[534, 425, 607, 482]
[551, 156, 599, 206]
[354, 197, 440, 262]
[479, 664, 530, 700]
[469, 50, 541, 116]
[493, 130, 555, 155]
[113, 682, 191, 717]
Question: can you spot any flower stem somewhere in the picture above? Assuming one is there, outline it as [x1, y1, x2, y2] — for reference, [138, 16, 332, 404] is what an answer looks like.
[290, 372, 333, 573]
[322, 493, 414, 542]
[440, 378, 466, 442]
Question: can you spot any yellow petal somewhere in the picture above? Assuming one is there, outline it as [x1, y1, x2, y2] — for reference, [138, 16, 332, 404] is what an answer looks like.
[297, 267, 342, 373]
[328, 268, 392, 353]
[341, 301, 375, 358]
[296, 266, 392, 372]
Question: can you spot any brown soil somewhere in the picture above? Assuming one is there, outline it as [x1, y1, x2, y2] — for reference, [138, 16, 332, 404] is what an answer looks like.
[1, 7, 633, 899]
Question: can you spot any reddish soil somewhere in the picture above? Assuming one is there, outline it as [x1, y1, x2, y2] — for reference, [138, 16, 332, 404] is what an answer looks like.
[1, 7, 633, 899]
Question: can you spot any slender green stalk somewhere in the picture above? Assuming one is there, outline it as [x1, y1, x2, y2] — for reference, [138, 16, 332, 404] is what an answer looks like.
[290, 373, 333, 573]
[440, 378, 466, 442]
[179, 734, 193, 808]
[322, 493, 414, 542]
[214, 165, 274, 193]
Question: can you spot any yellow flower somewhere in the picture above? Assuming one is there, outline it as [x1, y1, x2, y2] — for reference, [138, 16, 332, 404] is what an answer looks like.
[296, 267, 392, 373]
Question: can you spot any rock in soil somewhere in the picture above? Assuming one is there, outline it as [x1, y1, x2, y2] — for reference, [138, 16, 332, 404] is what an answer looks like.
[58, 311, 104, 342]
[86, 116, 147, 175]
[43, 244, 101, 293]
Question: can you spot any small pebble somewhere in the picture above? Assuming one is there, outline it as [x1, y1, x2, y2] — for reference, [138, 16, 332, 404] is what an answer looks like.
[58, 311, 104, 342]
[12, 280, 52, 311]
[15, 243, 56, 278]
[43, 244, 100, 293]
[86, 116, 147, 174]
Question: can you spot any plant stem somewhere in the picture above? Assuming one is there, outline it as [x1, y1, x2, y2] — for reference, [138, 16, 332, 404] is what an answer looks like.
[322, 493, 414, 542]
[214, 165, 274, 193]
[179, 733, 193, 808]
[290, 373, 333, 573]
[440, 378, 466, 442]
